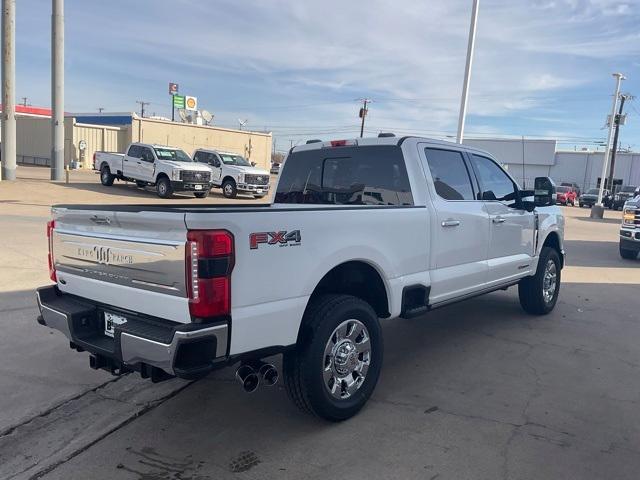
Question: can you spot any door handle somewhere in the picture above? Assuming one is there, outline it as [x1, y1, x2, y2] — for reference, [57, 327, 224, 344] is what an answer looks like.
[492, 216, 506, 224]
[441, 219, 460, 227]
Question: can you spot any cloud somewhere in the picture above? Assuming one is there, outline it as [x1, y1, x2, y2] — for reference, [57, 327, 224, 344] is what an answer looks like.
[12, 0, 640, 147]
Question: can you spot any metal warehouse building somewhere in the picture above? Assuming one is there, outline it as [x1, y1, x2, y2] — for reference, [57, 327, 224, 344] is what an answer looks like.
[1, 108, 273, 171]
[464, 138, 640, 191]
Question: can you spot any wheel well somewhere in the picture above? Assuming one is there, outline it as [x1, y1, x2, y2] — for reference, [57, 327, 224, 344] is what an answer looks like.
[100, 162, 109, 171]
[156, 173, 169, 183]
[308, 261, 390, 319]
[222, 176, 236, 185]
[542, 232, 563, 267]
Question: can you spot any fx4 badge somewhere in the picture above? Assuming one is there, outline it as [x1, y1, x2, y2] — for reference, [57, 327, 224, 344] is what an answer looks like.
[250, 230, 301, 249]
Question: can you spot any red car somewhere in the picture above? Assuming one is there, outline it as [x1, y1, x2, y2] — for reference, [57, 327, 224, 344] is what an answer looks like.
[556, 186, 577, 206]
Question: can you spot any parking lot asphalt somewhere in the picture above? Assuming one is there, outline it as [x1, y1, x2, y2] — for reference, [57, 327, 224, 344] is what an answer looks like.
[1, 166, 639, 479]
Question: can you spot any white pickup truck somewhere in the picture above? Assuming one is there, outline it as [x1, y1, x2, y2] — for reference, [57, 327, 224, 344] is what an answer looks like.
[619, 189, 640, 259]
[94, 143, 214, 198]
[37, 135, 565, 421]
[192, 148, 271, 199]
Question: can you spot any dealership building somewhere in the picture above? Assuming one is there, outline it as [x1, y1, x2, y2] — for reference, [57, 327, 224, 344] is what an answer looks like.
[0, 107, 273, 171]
[464, 138, 640, 191]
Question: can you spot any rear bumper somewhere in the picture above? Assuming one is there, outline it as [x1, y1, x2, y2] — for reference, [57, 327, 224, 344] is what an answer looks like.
[36, 285, 229, 380]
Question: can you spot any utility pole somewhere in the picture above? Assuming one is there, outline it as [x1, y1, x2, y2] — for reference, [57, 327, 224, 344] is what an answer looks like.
[50, 0, 64, 181]
[21, 96, 27, 106]
[97, 107, 104, 114]
[607, 94, 630, 193]
[1, 0, 17, 182]
[593, 72, 625, 218]
[136, 100, 149, 118]
[456, 0, 480, 144]
[358, 98, 371, 138]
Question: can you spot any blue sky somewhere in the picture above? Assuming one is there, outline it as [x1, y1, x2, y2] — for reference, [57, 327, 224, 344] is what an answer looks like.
[11, 0, 640, 152]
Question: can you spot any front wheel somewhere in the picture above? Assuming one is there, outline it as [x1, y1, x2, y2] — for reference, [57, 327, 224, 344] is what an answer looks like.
[518, 246, 561, 315]
[156, 177, 173, 199]
[620, 245, 638, 260]
[222, 179, 237, 199]
[283, 294, 383, 421]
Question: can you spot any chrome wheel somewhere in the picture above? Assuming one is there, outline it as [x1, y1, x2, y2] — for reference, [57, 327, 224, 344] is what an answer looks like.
[542, 259, 557, 304]
[323, 319, 371, 400]
[158, 182, 167, 195]
[224, 184, 233, 195]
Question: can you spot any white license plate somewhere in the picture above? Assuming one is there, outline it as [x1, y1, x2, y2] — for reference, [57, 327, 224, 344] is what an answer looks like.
[194, 184, 203, 190]
[104, 312, 127, 337]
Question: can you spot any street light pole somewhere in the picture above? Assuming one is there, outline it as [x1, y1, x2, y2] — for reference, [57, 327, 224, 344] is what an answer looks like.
[50, 0, 64, 181]
[1, 0, 17, 182]
[592, 73, 625, 218]
[456, 0, 479, 144]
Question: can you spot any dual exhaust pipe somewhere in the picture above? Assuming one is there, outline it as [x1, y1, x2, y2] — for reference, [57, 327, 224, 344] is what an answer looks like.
[235, 362, 278, 393]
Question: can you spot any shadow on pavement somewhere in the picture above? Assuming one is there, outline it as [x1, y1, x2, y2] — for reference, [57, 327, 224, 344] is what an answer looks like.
[564, 239, 639, 268]
[57, 181, 259, 202]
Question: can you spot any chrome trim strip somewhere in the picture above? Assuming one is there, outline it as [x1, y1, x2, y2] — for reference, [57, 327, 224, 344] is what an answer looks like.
[120, 324, 228, 375]
[36, 290, 72, 339]
[53, 228, 185, 246]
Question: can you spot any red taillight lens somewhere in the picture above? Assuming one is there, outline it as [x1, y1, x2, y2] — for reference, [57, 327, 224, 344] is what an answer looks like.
[186, 230, 234, 319]
[330, 140, 347, 147]
[47, 220, 57, 282]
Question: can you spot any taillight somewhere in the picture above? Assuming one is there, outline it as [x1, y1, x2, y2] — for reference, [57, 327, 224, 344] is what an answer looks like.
[47, 220, 57, 282]
[186, 230, 234, 318]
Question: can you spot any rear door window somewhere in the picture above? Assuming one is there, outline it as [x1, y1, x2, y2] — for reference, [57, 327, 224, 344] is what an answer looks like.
[127, 145, 141, 158]
[274, 146, 413, 205]
[424, 148, 475, 201]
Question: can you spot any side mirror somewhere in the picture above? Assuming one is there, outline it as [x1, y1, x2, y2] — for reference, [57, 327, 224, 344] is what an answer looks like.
[519, 177, 556, 211]
[534, 177, 556, 207]
[251, 162, 256, 167]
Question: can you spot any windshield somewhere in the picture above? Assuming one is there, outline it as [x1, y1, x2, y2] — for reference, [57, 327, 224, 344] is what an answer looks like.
[154, 148, 192, 162]
[621, 186, 637, 193]
[587, 189, 599, 194]
[556, 186, 570, 193]
[220, 154, 251, 166]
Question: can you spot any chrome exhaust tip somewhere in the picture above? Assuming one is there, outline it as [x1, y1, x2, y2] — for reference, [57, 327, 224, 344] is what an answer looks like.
[258, 363, 278, 386]
[235, 364, 259, 393]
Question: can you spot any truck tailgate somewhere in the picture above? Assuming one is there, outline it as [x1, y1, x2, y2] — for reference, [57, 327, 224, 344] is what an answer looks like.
[51, 207, 191, 323]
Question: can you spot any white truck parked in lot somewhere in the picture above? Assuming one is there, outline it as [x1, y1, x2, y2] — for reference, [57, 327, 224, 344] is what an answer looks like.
[619, 188, 640, 259]
[94, 143, 214, 198]
[192, 148, 271, 199]
[38, 135, 565, 421]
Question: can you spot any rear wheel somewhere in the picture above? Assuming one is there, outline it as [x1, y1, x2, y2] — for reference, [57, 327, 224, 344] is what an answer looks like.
[100, 165, 114, 186]
[620, 245, 638, 260]
[156, 177, 173, 199]
[222, 179, 237, 199]
[283, 294, 382, 421]
[518, 246, 561, 315]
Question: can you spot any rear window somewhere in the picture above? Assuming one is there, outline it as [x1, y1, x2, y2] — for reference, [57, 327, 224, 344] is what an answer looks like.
[275, 145, 413, 205]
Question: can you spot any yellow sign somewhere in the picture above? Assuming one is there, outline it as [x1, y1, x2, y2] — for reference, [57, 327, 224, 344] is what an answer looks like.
[185, 96, 198, 111]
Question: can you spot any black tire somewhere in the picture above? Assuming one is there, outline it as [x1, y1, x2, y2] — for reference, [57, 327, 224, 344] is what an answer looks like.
[156, 176, 173, 199]
[100, 165, 114, 186]
[222, 179, 237, 199]
[283, 294, 383, 422]
[518, 246, 561, 315]
[194, 190, 209, 199]
[620, 246, 638, 260]
[135, 180, 146, 188]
